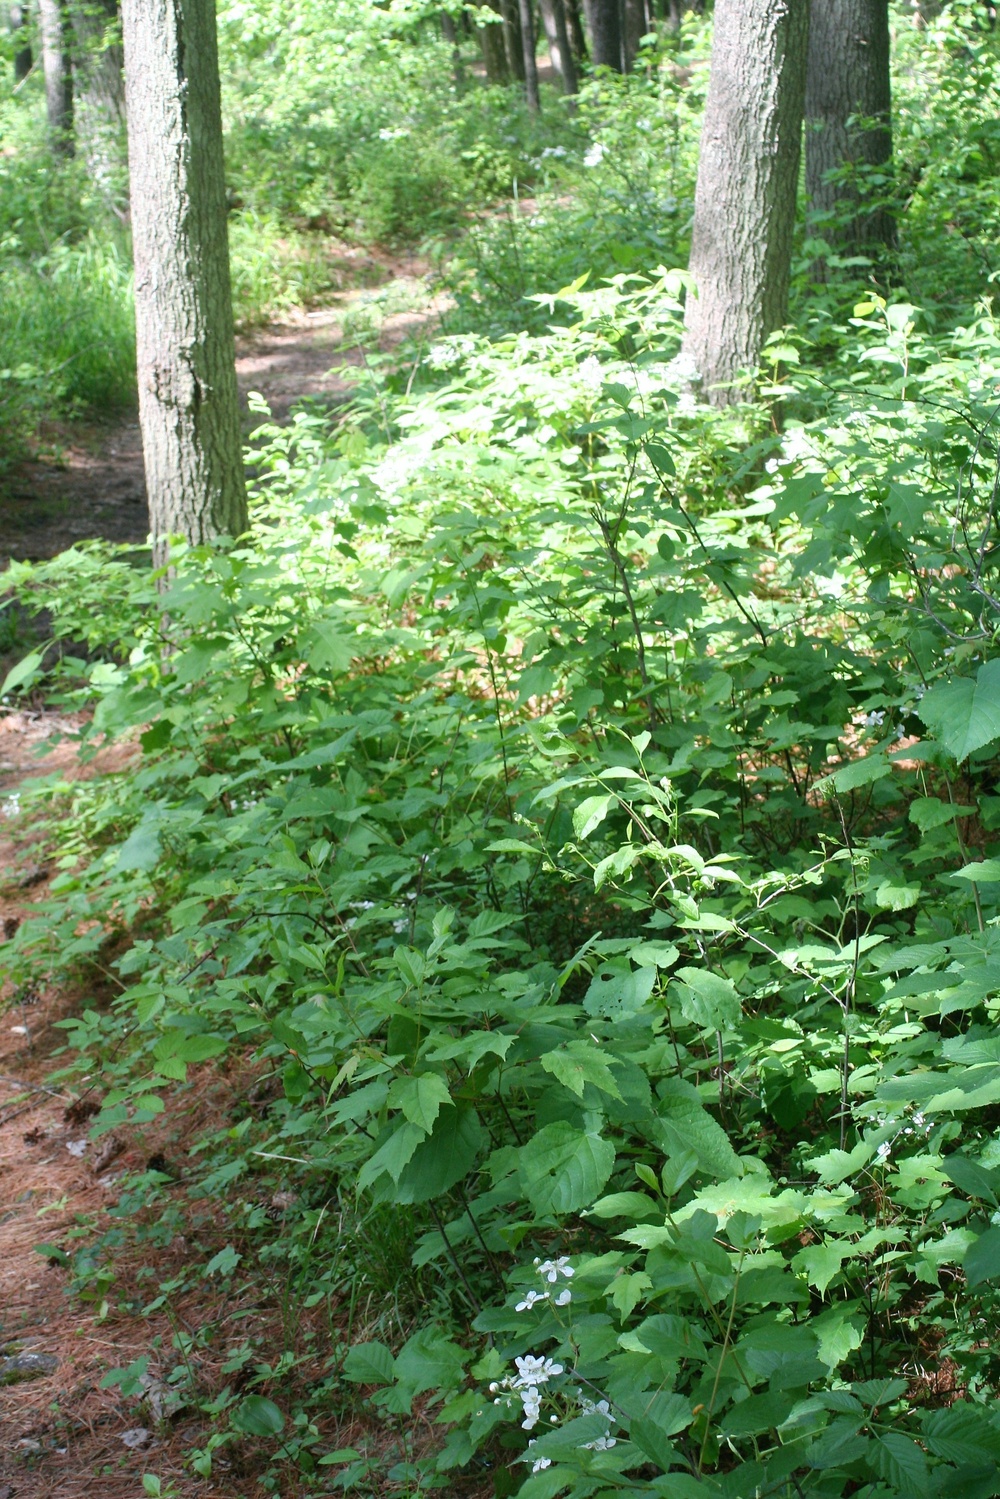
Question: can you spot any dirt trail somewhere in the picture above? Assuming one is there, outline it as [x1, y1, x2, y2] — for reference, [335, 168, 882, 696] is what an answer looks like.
[0, 262, 445, 568]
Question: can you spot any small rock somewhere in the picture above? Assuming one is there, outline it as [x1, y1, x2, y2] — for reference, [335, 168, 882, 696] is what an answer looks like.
[1, 1351, 59, 1383]
[65, 1140, 88, 1158]
[16, 1438, 41, 1452]
[91, 1134, 126, 1173]
[9, 1025, 26, 1036]
[138, 1373, 186, 1421]
[120, 1427, 151, 1449]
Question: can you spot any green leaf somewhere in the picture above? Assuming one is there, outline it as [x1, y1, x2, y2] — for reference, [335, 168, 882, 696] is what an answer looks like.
[943, 1155, 999, 1205]
[356, 1122, 424, 1191]
[952, 859, 1000, 884]
[875, 879, 921, 911]
[817, 753, 890, 793]
[583, 963, 656, 1020]
[655, 1079, 742, 1180]
[231, 1395, 285, 1436]
[630, 1391, 694, 1469]
[204, 1245, 241, 1278]
[519, 1121, 616, 1216]
[918, 659, 1000, 761]
[673, 967, 740, 1029]
[540, 1041, 623, 1099]
[114, 819, 163, 874]
[1, 647, 44, 697]
[342, 1341, 396, 1385]
[388, 1074, 452, 1133]
[964, 1224, 1000, 1287]
[300, 619, 354, 673]
[394, 1105, 484, 1204]
[870, 1431, 928, 1495]
[923, 1403, 1000, 1465]
[573, 793, 616, 839]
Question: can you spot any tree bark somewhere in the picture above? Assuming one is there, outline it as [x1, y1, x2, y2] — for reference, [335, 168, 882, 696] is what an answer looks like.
[806, 0, 894, 256]
[623, 0, 645, 69]
[9, 2, 32, 82]
[518, 0, 540, 108]
[538, 0, 578, 94]
[38, 0, 74, 154]
[69, 0, 124, 125]
[439, 8, 466, 90]
[477, 0, 510, 81]
[499, 0, 525, 80]
[121, 0, 247, 556]
[564, 0, 587, 59]
[589, 0, 623, 69]
[682, 0, 809, 404]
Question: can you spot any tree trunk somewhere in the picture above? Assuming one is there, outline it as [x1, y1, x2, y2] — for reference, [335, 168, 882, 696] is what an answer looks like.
[806, 0, 894, 256]
[38, 0, 74, 154]
[121, 0, 247, 556]
[440, 8, 466, 90]
[70, 0, 124, 125]
[564, 0, 587, 59]
[500, 0, 525, 80]
[623, 0, 645, 68]
[477, 1, 510, 81]
[589, 0, 623, 70]
[518, 0, 539, 108]
[682, 0, 809, 404]
[539, 0, 578, 94]
[9, 2, 32, 82]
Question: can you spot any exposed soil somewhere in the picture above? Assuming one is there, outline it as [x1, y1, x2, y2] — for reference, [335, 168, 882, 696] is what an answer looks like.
[0, 256, 447, 569]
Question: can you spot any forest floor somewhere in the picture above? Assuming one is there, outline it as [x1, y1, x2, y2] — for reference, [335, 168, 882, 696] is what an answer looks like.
[0, 254, 451, 1497]
[0, 250, 446, 569]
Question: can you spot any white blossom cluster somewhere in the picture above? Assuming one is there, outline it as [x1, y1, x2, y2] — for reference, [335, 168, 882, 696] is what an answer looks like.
[489, 1353, 564, 1431]
[515, 1255, 574, 1311]
[521, 1392, 618, 1474]
[873, 1107, 933, 1164]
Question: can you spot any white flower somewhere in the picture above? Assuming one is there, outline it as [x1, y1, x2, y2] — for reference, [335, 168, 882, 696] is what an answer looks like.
[583, 141, 605, 167]
[514, 1355, 563, 1387]
[520, 1387, 542, 1430]
[582, 1434, 617, 1451]
[578, 355, 603, 390]
[1, 793, 20, 818]
[876, 1140, 892, 1162]
[579, 1397, 612, 1419]
[525, 1441, 552, 1473]
[537, 1256, 574, 1283]
[515, 1289, 549, 1312]
[554, 1288, 572, 1306]
[913, 1111, 925, 1127]
[863, 710, 885, 728]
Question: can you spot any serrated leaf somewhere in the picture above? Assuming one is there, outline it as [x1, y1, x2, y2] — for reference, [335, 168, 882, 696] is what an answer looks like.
[519, 1121, 616, 1216]
[952, 859, 1000, 884]
[918, 659, 1000, 761]
[343, 1341, 396, 1385]
[816, 753, 890, 793]
[394, 1105, 483, 1204]
[943, 1155, 999, 1205]
[540, 1041, 623, 1099]
[870, 1431, 928, 1495]
[584, 963, 656, 1020]
[673, 968, 740, 1029]
[923, 1403, 1000, 1464]
[388, 1073, 452, 1133]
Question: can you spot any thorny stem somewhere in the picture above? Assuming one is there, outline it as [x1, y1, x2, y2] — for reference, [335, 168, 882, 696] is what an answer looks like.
[429, 1200, 481, 1315]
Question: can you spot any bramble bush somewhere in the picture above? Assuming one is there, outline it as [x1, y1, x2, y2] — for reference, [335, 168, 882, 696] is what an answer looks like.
[8, 267, 1000, 1496]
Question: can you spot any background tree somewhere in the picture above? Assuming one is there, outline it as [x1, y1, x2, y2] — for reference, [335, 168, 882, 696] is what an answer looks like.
[806, 0, 894, 256]
[38, 0, 74, 154]
[564, 0, 587, 60]
[477, 1, 510, 81]
[9, 2, 32, 82]
[587, 0, 623, 70]
[121, 0, 246, 555]
[519, 0, 540, 109]
[500, 0, 526, 80]
[682, 0, 810, 402]
[538, 0, 578, 94]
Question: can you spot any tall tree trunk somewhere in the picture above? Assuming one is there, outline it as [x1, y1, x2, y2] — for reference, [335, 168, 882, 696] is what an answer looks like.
[69, 0, 124, 125]
[121, 0, 247, 556]
[477, 1, 510, 81]
[623, 0, 644, 68]
[500, 0, 525, 80]
[564, 0, 587, 59]
[539, 0, 578, 94]
[589, 0, 623, 70]
[519, 0, 539, 108]
[682, 0, 809, 404]
[440, 8, 466, 90]
[9, 2, 32, 82]
[38, 0, 74, 154]
[806, 0, 894, 257]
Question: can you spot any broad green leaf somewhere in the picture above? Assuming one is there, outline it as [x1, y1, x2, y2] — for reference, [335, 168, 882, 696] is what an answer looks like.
[943, 1154, 999, 1204]
[519, 1121, 616, 1216]
[816, 753, 890, 793]
[870, 1431, 928, 1495]
[0, 647, 44, 697]
[540, 1041, 623, 1099]
[673, 968, 740, 1030]
[573, 793, 616, 839]
[394, 1105, 484, 1204]
[342, 1341, 396, 1385]
[964, 1224, 1000, 1287]
[388, 1073, 452, 1133]
[114, 819, 162, 873]
[875, 879, 921, 911]
[583, 963, 656, 1020]
[232, 1395, 285, 1436]
[918, 659, 1000, 761]
[356, 1122, 424, 1190]
[952, 859, 1000, 884]
[655, 1079, 742, 1180]
[923, 1403, 1000, 1464]
[300, 619, 354, 673]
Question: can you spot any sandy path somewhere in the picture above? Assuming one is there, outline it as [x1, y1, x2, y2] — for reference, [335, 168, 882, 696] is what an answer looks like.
[0, 265, 445, 568]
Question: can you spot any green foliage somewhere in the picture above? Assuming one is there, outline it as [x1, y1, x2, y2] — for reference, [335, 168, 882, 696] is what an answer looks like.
[11, 257, 1000, 1493]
